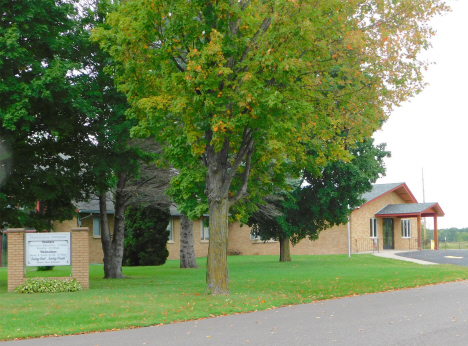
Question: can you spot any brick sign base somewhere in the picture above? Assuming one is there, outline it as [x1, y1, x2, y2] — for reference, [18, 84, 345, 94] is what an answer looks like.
[6, 228, 90, 292]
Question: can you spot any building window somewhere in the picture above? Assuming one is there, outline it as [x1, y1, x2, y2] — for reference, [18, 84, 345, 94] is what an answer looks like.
[251, 233, 260, 241]
[370, 218, 377, 238]
[201, 218, 209, 241]
[93, 216, 101, 237]
[167, 218, 173, 241]
[401, 219, 411, 238]
[250, 233, 276, 242]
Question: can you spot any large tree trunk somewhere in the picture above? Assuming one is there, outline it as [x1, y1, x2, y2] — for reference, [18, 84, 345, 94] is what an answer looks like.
[100, 172, 128, 279]
[204, 128, 254, 295]
[206, 196, 230, 295]
[279, 236, 291, 262]
[180, 214, 199, 268]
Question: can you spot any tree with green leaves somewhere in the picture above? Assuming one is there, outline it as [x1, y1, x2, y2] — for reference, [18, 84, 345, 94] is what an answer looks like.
[0, 0, 165, 279]
[94, 0, 447, 294]
[0, 0, 95, 230]
[77, 1, 163, 279]
[248, 138, 390, 262]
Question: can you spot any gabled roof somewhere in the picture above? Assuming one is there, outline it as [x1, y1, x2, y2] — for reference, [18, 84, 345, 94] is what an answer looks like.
[361, 182, 418, 207]
[375, 202, 445, 217]
[76, 194, 115, 214]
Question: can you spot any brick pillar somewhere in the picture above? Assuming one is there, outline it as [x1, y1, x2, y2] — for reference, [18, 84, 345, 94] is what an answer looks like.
[71, 227, 89, 289]
[6, 228, 26, 292]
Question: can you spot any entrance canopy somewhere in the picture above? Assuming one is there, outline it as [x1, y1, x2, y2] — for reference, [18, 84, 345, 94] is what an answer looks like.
[374, 202, 444, 250]
[375, 203, 445, 218]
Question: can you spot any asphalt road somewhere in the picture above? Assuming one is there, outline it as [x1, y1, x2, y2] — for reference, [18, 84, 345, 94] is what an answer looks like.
[396, 250, 468, 267]
[5, 280, 468, 346]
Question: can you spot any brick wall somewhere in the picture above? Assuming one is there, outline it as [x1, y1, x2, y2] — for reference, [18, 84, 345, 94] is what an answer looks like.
[6, 229, 26, 292]
[50, 190, 421, 265]
[350, 191, 418, 251]
[81, 215, 114, 264]
[167, 218, 349, 259]
[166, 190, 420, 259]
[305, 224, 349, 255]
[71, 228, 90, 289]
[52, 219, 77, 232]
[227, 222, 280, 256]
[54, 214, 114, 264]
[394, 218, 419, 250]
[168, 216, 210, 260]
[6, 227, 90, 292]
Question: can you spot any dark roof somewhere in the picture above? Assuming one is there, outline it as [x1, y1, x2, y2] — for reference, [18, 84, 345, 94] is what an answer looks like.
[169, 204, 208, 217]
[170, 204, 181, 216]
[75, 194, 114, 214]
[77, 199, 183, 216]
[376, 203, 435, 215]
[375, 202, 445, 217]
[361, 183, 405, 203]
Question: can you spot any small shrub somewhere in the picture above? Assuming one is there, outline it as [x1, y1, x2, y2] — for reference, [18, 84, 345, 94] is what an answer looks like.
[15, 278, 83, 294]
[36, 266, 54, 271]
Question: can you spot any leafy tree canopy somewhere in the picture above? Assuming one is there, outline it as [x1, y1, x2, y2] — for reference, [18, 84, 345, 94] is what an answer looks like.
[0, 0, 94, 229]
[248, 138, 390, 249]
[94, 0, 448, 293]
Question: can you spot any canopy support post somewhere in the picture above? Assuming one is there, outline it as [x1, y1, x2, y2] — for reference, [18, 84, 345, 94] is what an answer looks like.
[417, 216, 422, 251]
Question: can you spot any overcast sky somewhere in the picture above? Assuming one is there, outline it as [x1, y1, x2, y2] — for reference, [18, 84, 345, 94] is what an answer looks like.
[373, 0, 467, 229]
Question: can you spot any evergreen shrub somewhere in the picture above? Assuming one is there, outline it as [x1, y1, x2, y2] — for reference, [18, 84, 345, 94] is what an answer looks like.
[123, 204, 170, 266]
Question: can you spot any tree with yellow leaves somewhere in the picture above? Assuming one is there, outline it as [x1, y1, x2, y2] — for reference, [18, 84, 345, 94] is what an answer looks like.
[94, 0, 448, 294]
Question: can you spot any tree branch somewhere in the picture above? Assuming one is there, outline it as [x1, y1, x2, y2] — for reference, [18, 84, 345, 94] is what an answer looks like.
[228, 140, 254, 207]
[171, 56, 185, 72]
[236, 15, 272, 72]
[226, 126, 254, 183]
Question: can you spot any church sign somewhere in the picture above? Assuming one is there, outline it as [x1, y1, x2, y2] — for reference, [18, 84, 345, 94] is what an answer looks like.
[25, 233, 71, 266]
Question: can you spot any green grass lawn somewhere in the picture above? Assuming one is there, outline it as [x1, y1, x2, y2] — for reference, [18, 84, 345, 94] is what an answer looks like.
[25, 266, 72, 278]
[1, 254, 468, 340]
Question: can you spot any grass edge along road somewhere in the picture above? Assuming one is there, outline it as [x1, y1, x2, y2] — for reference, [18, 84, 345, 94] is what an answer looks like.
[1, 254, 468, 341]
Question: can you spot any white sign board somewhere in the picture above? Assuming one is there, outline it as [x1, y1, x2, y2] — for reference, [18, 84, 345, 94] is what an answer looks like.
[25, 233, 71, 267]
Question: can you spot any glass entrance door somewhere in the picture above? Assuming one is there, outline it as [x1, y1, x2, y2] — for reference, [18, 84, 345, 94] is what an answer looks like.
[383, 218, 394, 249]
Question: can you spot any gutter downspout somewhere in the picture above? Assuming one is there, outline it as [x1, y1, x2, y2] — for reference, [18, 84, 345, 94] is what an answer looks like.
[77, 213, 93, 227]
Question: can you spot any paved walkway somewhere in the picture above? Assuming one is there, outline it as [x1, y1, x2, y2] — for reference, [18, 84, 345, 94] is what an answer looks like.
[373, 249, 468, 267]
[5, 280, 468, 346]
[372, 250, 438, 265]
[396, 249, 468, 267]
